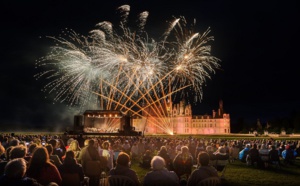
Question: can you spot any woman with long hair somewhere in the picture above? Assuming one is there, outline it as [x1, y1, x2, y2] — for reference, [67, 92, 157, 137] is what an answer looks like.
[67, 140, 81, 160]
[26, 147, 62, 186]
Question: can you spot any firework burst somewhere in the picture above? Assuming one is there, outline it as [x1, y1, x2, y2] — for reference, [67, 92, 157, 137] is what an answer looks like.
[35, 5, 220, 133]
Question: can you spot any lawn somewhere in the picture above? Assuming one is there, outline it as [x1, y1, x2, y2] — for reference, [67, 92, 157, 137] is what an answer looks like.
[131, 157, 300, 186]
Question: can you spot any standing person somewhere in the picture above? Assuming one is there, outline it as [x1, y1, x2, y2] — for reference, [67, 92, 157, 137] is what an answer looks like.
[173, 146, 193, 180]
[26, 147, 62, 186]
[143, 156, 179, 186]
[187, 152, 219, 186]
[109, 152, 140, 186]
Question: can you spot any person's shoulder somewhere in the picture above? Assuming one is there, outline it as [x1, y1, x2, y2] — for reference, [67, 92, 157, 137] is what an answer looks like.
[22, 177, 43, 186]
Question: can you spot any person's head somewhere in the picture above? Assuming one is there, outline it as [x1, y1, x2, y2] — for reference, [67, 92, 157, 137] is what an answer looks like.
[65, 150, 75, 160]
[9, 139, 20, 147]
[45, 144, 54, 155]
[84, 139, 90, 147]
[29, 147, 50, 165]
[181, 146, 189, 153]
[252, 143, 257, 149]
[159, 146, 167, 153]
[9, 145, 27, 159]
[116, 152, 130, 166]
[28, 143, 38, 155]
[102, 141, 109, 150]
[145, 150, 151, 156]
[48, 139, 58, 149]
[261, 144, 267, 149]
[67, 138, 74, 146]
[151, 156, 165, 170]
[218, 147, 226, 153]
[69, 140, 80, 151]
[206, 145, 213, 152]
[271, 145, 276, 150]
[4, 158, 27, 179]
[88, 139, 95, 147]
[198, 152, 210, 166]
[0, 143, 5, 156]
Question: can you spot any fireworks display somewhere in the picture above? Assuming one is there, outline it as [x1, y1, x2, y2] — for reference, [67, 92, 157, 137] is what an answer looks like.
[35, 5, 220, 133]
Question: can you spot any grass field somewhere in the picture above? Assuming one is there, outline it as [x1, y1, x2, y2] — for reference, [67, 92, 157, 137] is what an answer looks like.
[131, 157, 300, 186]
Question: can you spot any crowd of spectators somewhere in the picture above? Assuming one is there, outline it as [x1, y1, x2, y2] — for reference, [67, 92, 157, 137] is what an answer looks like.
[0, 133, 299, 186]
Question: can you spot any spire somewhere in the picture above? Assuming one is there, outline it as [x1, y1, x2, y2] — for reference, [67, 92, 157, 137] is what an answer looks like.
[219, 99, 223, 110]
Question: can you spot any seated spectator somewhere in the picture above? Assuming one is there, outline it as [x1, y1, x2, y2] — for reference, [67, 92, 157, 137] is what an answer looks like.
[131, 142, 139, 161]
[268, 145, 281, 168]
[0, 158, 43, 186]
[194, 142, 205, 161]
[58, 151, 85, 186]
[26, 143, 38, 162]
[173, 146, 193, 180]
[143, 156, 179, 186]
[281, 144, 297, 165]
[48, 139, 64, 162]
[99, 141, 114, 171]
[109, 152, 140, 186]
[205, 145, 216, 162]
[45, 144, 63, 168]
[122, 140, 131, 156]
[26, 147, 62, 186]
[187, 152, 219, 186]
[229, 144, 240, 162]
[259, 144, 270, 168]
[67, 140, 81, 161]
[213, 147, 229, 171]
[239, 144, 250, 163]
[157, 146, 172, 169]
[0, 143, 5, 160]
[246, 143, 259, 166]
[140, 150, 152, 169]
[0, 145, 28, 176]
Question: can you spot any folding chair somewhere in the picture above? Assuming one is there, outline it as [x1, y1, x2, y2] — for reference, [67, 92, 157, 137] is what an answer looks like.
[108, 175, 135, 186]
[197, 177, 221, 186]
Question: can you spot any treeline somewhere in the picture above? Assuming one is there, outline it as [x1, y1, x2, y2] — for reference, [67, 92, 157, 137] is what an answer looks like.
[231, 109, 300, 134]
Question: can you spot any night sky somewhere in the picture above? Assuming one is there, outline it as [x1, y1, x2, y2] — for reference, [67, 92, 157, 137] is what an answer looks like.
[1, 0, 300, 132]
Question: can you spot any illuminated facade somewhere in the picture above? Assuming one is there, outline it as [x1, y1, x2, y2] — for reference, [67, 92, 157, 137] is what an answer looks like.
[132, 100, 231, 135]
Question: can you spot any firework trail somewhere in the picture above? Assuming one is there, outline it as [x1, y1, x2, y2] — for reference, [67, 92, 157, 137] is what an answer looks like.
[35, 5, 220, 133]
